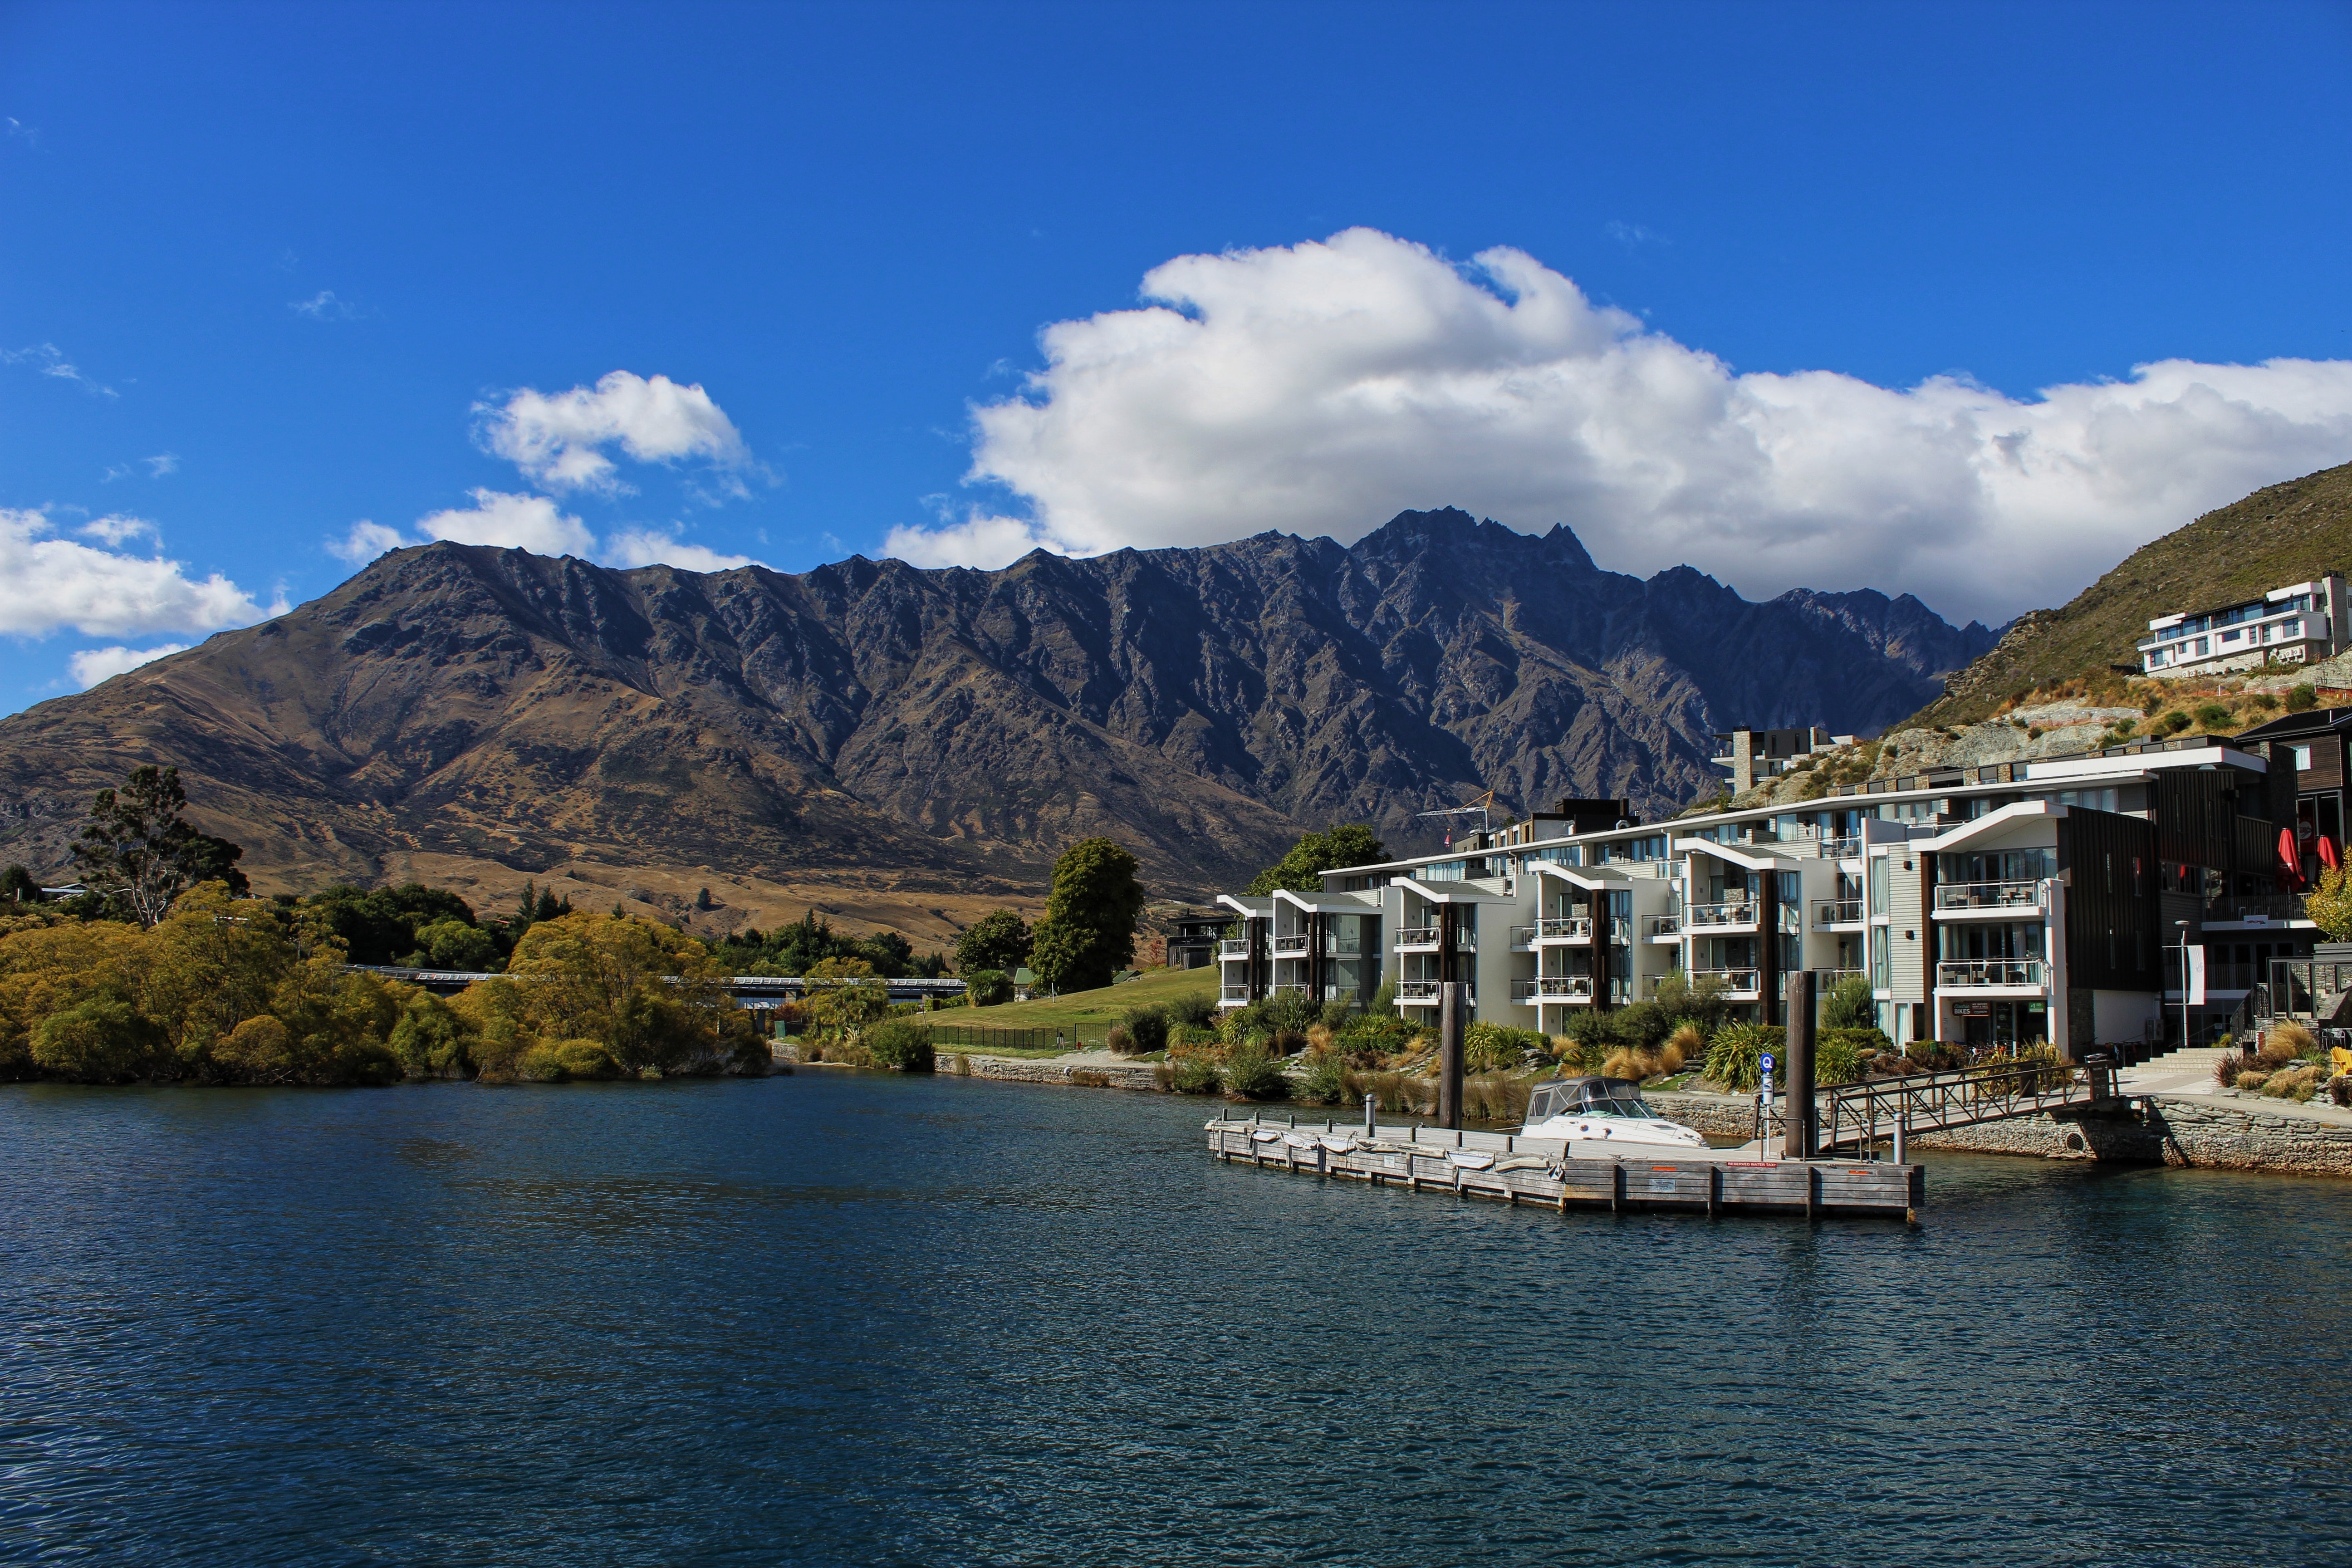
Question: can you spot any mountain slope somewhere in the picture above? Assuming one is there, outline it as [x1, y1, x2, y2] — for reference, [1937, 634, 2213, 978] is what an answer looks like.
[0, 509, 1999, 923]
[1918, 460, 2352, 726]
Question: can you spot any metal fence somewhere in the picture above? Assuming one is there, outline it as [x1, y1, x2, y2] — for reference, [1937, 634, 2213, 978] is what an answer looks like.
[925, 1022, 1116, 1052]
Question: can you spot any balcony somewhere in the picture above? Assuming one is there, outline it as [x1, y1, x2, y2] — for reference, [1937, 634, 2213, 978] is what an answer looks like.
[1690, 967, 1761, 995]
[1509, 924, 1537, 950]
[1933, 881, 2044, 914]
[1537, 916, 1593, 942]
[1936, 959, 2046, 989]
[1509, 978, 1539, 1002]
[2207, 894, 2310, 926]
[1814, 898, 1865, 928]
[1396, 980, 1475, 1005]
[1537, 975, 1595, 1000]
[1272, 934, 1311, 954]
[1219, 985, 1252, 1004]
[1808, 968, 1864, 987]
[1218, 938, 1251, 959]
[1269, 982, 1308, 996]
[1821, 835, 1862, 861]
[1645, 913, 1682, 940]
[1394, 926, 1440, 950]
[1684, 900, 1759, 932]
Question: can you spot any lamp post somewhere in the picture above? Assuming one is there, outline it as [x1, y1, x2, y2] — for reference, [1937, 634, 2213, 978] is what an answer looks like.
[2175, 919, 2193, 1050]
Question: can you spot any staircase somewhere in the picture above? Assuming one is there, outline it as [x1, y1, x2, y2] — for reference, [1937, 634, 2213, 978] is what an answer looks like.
[2113, 1046, 2234, 1097]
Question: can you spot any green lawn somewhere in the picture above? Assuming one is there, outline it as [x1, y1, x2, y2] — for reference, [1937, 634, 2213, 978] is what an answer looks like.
[928, 965, 1217, 1050]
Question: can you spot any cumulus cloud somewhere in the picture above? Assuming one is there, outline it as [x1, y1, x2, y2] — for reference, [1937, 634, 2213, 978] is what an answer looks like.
[0, 508, 267, 637]
[893, 228, 2352, 623]
[69, 643, 189, 688]
[603, 526, 763, 573]
[475, 370, 755, 495]
[78, 514, 160, 546]
[327, 520, 408, 564]
[415, 490, 598, 557]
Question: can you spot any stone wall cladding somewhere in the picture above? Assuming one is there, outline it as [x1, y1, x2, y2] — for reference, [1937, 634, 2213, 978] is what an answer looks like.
[951, 1055, 1164, 1091]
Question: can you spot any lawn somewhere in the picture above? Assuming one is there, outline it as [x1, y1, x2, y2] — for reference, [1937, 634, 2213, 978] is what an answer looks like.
[928, 965, 1217, 1051]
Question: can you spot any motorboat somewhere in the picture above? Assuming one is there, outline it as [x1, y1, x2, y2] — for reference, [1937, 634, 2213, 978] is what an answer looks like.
[1519, 1075, 1707, 1152]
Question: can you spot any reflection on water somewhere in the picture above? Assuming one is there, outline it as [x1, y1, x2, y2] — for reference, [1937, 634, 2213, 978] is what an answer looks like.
[2, 1073, 2349, 1565]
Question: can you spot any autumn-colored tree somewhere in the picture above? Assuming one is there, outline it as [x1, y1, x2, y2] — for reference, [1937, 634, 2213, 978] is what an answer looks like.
[804, 954, 891, 1039]
[466, 911, 741, 1077]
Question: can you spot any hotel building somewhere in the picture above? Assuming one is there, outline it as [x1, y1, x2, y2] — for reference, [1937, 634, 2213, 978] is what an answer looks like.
[2139, 575, 2346, 679]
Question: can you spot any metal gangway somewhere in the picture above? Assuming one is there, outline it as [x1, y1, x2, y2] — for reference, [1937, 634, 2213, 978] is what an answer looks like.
[1811, 1057, 2105, 1159]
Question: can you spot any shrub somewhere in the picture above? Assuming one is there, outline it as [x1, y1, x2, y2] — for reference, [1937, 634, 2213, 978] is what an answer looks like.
[1295, 1053, 1348, 1104]
[553, 1038, 623, 1079]
[2158, 710, 2192, 735]
[2193, 703, 2233, 730]
[2333, 1076, 2352, 1109]
[1463, 1021, 1548, 1072]
[1346, 1068, 1432, 1115]
[863, 1019, 936, 1073]
[2212, 1049, 2246, 1087]
[33, 999, 163, 1083]
[2235, 1069, 2269, 1091]
[2257, 1025, 2313, 1069]
[1820, 975, 1875, 1031]
[1170, 1056, 1222, 1094]
[1222, 1041, 1288, 1100]
[1814, 1029, 1862, 1087]
[2289, 684, 2318, 713]
[2251, 693, 2280, 712]
[1166, 990, 1216, 1032]
[212, 1014, 297, 1083]
[1119, 1003, 1169, 1054]
[2261, 1064, 2321, 1102]
[964, 969, 1013, 1007]
[1463, 1072, 1529, 1123]
[516, 1043, 567, 1082]
[1104, 1024, 1135, 1054]
[1704, 1021, 1787, 1093]
[1335, 1011, 1413, 1060]
[389, 992, 475, 1078]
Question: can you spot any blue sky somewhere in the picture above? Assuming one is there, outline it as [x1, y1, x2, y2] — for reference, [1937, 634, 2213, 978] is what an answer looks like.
[4, 0, 2350, 713]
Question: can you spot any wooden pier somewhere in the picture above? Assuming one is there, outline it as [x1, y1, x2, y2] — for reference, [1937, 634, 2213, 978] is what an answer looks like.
[1205, 1115, 1923, 1221]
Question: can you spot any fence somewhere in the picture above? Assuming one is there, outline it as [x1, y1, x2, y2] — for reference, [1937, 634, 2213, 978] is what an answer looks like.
[925, 1022, 1117, 1052]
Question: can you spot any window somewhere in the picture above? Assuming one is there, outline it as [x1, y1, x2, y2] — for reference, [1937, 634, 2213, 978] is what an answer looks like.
[2048, 787, 2119, 813]
[2222, 628, 2242, 644]
[1870, 927, 1890, 990]
[1869, 854, 1890, 916]
[2294, 745, 2313, 771]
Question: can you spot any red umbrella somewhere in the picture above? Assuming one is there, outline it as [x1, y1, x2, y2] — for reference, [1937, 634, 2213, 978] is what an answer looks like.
[2280, 827, 2304, 889]
[2323, 836, 2341, 872]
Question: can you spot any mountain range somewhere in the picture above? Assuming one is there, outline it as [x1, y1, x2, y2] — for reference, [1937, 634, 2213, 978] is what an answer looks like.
[0, 508, 2000, 940]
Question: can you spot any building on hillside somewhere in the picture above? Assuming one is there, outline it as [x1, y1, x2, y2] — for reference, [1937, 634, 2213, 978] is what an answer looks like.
[1214, 739, 2324, 1051]
[2139, 575, 2347, 678]
[1710, 726, 1855, 792]
[1165, 911, 1227, 970]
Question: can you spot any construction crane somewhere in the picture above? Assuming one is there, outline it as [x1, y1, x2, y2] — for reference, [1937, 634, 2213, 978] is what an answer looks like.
[1416, 789, 1498, 849]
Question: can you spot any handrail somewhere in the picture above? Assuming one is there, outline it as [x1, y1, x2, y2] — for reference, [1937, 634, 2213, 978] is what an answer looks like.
[1690, 967, 1760, 992]
[1814, 898, 1864, 926]
[1936, 959, 2045, 988]
[1217, 938, 1250, 958]
[1644, 914, 1681, 937]
[1933, 880, 2044, 912]
[1537, 975, 1593, 999]
[1538, 916, 1593, 940]
[1816, 1058, 2097, 1154]
[1686, 900, 1758, 926]
[1395, 926, 1439, 946]
[1272, 934, 1310, 953]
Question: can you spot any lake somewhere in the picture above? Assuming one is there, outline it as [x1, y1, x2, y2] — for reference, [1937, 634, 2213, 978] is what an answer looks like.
[2, 1071, 2347, 1565]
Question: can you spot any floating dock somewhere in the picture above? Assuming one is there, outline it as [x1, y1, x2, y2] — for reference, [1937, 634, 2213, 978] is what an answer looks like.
[1205, 1114, 1922, 1221]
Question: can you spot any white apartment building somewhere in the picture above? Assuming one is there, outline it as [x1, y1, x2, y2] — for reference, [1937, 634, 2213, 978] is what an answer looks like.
[2140, 575, 2346, 678]
[1215, 739, 2313, 1053]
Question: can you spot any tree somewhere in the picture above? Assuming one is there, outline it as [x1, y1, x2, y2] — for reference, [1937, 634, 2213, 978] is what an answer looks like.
[1245, 824, 1388, 896]
[70, 765, 235, 927]
[0, 866, 42, 906]
[803, 955, 890, 1038]
[1029, 838, 1147, 994]
[479, 911, 737, 1076]
[955, 909, 1033, 975]
[1820, 973, 1877, 1030]
[2309, 864, 2352, 942]
[964, 968, 1013, 1007]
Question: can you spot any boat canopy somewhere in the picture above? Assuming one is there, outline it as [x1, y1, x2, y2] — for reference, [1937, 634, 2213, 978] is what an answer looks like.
[1526, 1076, 1662, 1122]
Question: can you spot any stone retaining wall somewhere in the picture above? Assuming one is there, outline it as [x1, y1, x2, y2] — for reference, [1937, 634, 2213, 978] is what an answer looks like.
[1653, 1088, 2352, 1176]
[947, 1054, 1164, 1091]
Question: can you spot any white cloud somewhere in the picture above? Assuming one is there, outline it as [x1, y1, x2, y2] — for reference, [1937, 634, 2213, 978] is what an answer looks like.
[0, 508, 265, 637]
[475, 370, 754, 495]
[145, 452, 179, 478]
[3, 342, 116, 398]
[415, 489, 598, 556]
[78, 514, 159, 546]
[905, 227, 2352, 623]
[289, 290, 366, 321]
[69, 643, 189, 688]
[327, 520, 407, 564]
[603, 526, 763, 573]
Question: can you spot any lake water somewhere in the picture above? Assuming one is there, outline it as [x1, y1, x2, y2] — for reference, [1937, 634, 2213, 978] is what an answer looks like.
[3, 1072, 2348, 1566]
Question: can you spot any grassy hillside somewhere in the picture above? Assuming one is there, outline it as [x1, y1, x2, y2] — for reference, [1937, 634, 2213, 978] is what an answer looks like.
[934, 964, 1218, 1043]
[1916, 461, 2352, 726]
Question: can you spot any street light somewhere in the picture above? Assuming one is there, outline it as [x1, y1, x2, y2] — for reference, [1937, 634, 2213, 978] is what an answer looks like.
[2175, 919, 2194, 1051]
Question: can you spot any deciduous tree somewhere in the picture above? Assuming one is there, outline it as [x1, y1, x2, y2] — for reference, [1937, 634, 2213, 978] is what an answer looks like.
[1030, 839, 1147, 994]
[954, 909, 1032, 975]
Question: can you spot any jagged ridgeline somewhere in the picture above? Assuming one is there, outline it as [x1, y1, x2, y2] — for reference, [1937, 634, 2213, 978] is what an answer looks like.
[1917, 461, 2352, 727]
[0, 509, 1998, 900]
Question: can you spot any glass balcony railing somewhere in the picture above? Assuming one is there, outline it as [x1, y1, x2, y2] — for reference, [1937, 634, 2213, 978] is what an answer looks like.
[1537, 975, 1594, 1000]
[1645, 914, 1682, 938]
[1218, 939, 1250, 959]
[1814, 898, 1865, 926]
[1395, 980, 1474, 1004]
[1934, 881, 2044, 912]
[1509, 925, 1536, 949]
[1936, 959, 2046, 988]
[1538, 916, 1592, 941]
[1691, 967, 1761, 993]
[1685, 900, 1759, 929]
[1272, 934, 1310, 954]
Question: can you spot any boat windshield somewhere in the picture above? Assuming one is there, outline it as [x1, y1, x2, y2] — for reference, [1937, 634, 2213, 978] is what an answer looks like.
[1586, 1093, 1660, 1119]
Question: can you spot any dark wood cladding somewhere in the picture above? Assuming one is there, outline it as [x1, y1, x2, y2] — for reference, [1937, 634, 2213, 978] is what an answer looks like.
[2058, 808, 2162, 990]
[2151, 766, 2271, 873]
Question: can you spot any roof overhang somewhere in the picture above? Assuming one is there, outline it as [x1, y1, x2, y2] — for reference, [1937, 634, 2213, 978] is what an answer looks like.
[1918, 799, 2063, 853]
[1672, 837, 1780, 872]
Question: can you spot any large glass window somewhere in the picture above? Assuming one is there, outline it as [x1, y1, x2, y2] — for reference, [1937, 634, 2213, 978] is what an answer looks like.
[1937, 922, 2045, 960]
[1869, 855, 1890, 916]
[1938, 847, 2055, 885]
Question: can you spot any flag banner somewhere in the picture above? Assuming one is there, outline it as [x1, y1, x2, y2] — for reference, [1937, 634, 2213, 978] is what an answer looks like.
[2187, 944, 2207, 1007]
